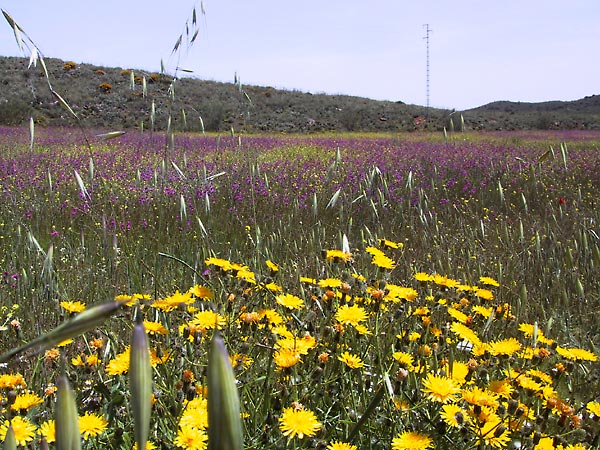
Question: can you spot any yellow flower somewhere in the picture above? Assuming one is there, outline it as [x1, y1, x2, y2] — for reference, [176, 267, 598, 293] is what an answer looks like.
[476, 416, 510, 448]
[174, 425, 208, 450]
[450, 322, 481, 345]
[378, 238, 403, 249]
[371, 253, 396, 270]
[391, 431, 433, 450]
[79, 412, 108, 439]
[60, 300, 87, 313]
[190, 310, 226, 331]
[318, 278, 342, 289]
[440, 404, 468, 427]
[143, 320, 169, 335]
[324, 249, 353, 263]
[335, 304, 368, 326]
[266, 259, 280, 272]
[556, 346, 598, 362]
[447, 307, 468, 324]
[274, 348, 302, 369]
[39, 419, 56, 443]
[0, 373, 26, 389]
[433, 274, 460, 289]
[338, 352, 364, 369]
[152, 290, 194, 312]
[479, 276, 500, 287]
[386, 285, 418, 302]
[472, 305, 493, 318]
[487, 379, 514, 398]
[188, 285, 214, 300]
[179, 397, 208, 430]
[279, 406, 322, 439]
[393, 351, 414, 369]
[276, 334, 317, 356]
[421, 373, 461, 403]
[587, 401, 600, 417]
[353, 324, 372, 335]
[276, 293, 305, 310]
[327, 441, 357, 450]
[265, 282, 283, 293]
[10, 391, 43, 411]
[475, 288, 494, 301]
[461, 386, 499, 408]
[0, 417, 36, 446]
[488, 338, 521, 357]
[414, 272, 434, 282]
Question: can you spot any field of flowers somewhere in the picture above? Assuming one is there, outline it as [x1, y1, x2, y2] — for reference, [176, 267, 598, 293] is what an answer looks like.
[0, 126, 600, 449]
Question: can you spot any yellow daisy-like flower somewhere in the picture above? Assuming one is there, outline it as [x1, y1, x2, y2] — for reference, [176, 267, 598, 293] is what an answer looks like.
[265, 282, 283, 293]
[472, 305, 493, 318]
[204, 257, 233, 271]
[274, 348, 302, 369]
[475, 288, 494, 301]
[556, 346, 598, 362]
[488, 338, 521, 357]
[174, 425, 208, 450]
[433, 274, 460, 289]
[487, 379, 514, 398]
[353, 324, 372, 335]
[335, 304, 368, 326]
[446, 361, 469, 385]
[152, 290, 194, 312]
[179, 397, 209, 430]
[440, 403, 469, 427]
[266, 259, 280, 272]
[39, 419, 56, 443]
[393, 351, 414, 369]
[0, 373, 27, 389]
[259, 309, 284, 326]
[60, 300, 87, 313]
[476, 416, 510, 448]
[143, 320, 169, 335]
[325, 249, 353, 263]
[447, 307, 468, 324]
[378, 238, 403, 249]
[391, 431, 433, 450]
[276, 293, 305, 310]
[338, 351, 364, 369]
[461, 386, 499, 408]
[300, 276, 317, 285]
[479, 276, 500, 287]
[327, 441, 357, 450]
[587, 401, 600, 417]
[371, 253, 396, 270]
[421, 373, 461, 403]
[10, 391, 43, 411]
[414, 272, 434, 282]
[276, 334, 317, 355]
[0, 416, 37, 446]
[188, 285, 214, 300]
[386, 285, 418, 302]
[318, 278, 343, 289]
[190, 310, 226, 331]
[279, 406, 322, 439]
[106, 348, 130, 375]
[79, 412, 108, 439]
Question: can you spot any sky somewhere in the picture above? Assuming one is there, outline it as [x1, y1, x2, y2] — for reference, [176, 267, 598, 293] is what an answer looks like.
[0, 0, 598, 110]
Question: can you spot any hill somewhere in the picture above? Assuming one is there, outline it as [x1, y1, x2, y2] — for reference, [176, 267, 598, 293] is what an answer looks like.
[1, 56, 599, 132]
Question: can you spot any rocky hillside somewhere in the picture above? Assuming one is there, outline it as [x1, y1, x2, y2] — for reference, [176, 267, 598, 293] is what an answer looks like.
[1, 56, 599, 132]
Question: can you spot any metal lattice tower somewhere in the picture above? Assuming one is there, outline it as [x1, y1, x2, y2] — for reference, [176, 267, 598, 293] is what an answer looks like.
[423, 24, 432, 118]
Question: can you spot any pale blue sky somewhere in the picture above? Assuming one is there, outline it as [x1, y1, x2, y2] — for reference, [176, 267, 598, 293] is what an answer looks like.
[0, 0, 598, 110]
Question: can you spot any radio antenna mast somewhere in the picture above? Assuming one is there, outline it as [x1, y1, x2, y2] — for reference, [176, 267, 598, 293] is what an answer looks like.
[423, 24, 432, 119]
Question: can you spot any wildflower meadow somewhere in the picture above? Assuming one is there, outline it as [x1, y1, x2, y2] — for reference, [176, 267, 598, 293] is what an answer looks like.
[1, 4, 600, 450]
[0, 125, 600, 449]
